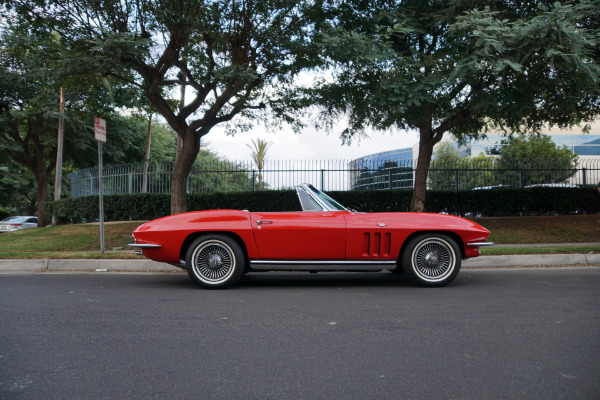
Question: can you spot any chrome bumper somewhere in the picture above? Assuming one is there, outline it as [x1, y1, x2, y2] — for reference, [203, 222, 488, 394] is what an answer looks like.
[128, 242, 161, 256]
[467, 242, 494, 247]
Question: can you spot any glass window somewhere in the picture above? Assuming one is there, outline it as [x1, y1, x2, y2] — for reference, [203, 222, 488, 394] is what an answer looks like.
[307, 185, 347, 211]
[296, 187, 323, 211]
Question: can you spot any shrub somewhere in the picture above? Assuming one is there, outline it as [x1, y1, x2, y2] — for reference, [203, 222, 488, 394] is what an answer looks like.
[46, 186, 600, 223]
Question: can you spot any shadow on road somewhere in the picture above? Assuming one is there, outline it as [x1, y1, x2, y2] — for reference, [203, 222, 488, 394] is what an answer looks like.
[137, 270, 490, 289]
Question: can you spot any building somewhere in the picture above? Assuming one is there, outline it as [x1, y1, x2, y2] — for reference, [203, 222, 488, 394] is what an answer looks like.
[349, 121, 600, 189]
[349, 147, 414, 190]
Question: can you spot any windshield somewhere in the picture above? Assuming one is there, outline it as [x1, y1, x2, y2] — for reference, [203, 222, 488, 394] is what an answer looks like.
[307, 185, 347, 211]
[1, 217, 26, 222]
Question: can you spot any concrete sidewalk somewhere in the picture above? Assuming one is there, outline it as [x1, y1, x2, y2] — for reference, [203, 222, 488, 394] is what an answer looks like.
[1, 253, 600, 274]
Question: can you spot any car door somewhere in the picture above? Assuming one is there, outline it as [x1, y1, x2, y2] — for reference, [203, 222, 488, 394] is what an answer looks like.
[250, 211, 346, 260]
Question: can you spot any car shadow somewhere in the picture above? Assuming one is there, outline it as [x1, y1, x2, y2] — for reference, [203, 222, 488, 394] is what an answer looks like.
[137, 270, 473, 289]
[236, 271, 415, 288]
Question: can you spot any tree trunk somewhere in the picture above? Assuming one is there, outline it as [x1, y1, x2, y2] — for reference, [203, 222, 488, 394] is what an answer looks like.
[410, 127, 436, 213]
[34, 169, 50, 227]
[170, 129, 200, 215]
[142, 113, 153, 193]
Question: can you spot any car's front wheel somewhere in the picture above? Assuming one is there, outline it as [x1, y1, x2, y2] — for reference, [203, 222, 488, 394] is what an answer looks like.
[186, 235, 245, 289]
[402, 234, 461, 287]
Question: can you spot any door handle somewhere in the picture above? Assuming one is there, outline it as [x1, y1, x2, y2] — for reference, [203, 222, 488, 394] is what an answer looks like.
[257, 220, 273, 225]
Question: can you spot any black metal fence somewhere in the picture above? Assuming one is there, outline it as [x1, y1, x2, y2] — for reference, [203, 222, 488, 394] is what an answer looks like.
[66, 158, 600, 197]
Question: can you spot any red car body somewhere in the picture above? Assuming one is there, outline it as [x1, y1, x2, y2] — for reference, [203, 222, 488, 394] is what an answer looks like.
[130, 184, 492, 288]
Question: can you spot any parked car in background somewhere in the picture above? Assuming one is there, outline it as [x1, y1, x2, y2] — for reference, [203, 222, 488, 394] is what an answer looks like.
[130, 184, 493, 289]
[0, 216, 38, 232]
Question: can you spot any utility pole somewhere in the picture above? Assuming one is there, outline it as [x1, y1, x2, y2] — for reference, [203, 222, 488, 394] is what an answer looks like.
[52, 87, 65, 226]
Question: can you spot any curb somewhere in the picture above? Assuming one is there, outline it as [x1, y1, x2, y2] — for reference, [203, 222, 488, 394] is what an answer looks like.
[0, 259, 182, 274]
[463, 253, 600, 268]
[1, 254, 600, 274]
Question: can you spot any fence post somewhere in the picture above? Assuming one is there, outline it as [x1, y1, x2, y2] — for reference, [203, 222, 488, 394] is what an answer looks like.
[454, 170, 459, 191]
[128, 172, 133, 194]
[252, 170, 256, 191]
[519, 170, 523, 188]
[321, 169, 325, 190]
[582, 167, 587, 186]
[388, 170, 392, 189]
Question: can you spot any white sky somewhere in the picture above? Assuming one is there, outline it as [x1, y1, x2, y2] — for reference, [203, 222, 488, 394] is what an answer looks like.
[205, 123, 420, 162]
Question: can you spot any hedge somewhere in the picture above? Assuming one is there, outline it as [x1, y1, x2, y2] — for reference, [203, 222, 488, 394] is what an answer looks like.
[46, 186, 600, 223]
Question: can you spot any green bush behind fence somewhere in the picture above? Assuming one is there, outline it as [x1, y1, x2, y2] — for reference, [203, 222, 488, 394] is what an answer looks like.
[46, 187, 600, 223]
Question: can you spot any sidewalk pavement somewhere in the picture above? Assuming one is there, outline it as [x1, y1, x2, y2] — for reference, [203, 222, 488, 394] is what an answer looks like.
[1, 252, 600, 274]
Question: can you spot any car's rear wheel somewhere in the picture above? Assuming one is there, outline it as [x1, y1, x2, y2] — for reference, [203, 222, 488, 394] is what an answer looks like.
[402, 234, 461, 287]
[186, 235, 244, 289]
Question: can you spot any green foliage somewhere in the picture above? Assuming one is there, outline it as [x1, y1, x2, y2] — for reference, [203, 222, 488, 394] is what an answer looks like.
[0, 161, 36, 214]
[429, 142, 462, 191]
[0, 18, 153, 222]
[47, 191, 300, 223]
[7, 0, 326, 212]
[499, 135, 578, 159]
[305, 0, 600, 211]
[428, 143, 496, 190]
[339, 0, 600, 137]
[47, 187, 600, 222]
[497, 135, 579, 185]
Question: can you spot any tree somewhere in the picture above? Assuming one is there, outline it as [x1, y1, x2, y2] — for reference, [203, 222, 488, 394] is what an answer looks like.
[12, 0, 323, 214]
[247, 138, 272, 190]
[0, 20, 153, 224]
[0, 161, 37, 215]
[496, 134, 579, 186]
[428, 142, 494, 190]
[428, 142, 461, 191]
[0, 25, 72, 226]
[309, 0, 600, 211]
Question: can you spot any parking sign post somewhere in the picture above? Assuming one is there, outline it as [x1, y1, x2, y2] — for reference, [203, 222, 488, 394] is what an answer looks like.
[94, 117, 106, 254]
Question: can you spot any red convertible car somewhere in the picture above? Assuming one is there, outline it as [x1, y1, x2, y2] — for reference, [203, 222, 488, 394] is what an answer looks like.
[129, 184, 492, 288]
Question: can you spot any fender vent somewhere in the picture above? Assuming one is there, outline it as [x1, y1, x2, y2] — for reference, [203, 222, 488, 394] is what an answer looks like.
[363, 232, 391, 257]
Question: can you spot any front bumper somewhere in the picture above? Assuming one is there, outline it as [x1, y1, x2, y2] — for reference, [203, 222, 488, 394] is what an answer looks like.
[128, 241, 161, 255]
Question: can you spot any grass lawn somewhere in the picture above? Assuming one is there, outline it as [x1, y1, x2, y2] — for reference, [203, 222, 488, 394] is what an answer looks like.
[0, 222, 141, 258]
[0, 215, 598, 259]
[474, 214, 600, 244]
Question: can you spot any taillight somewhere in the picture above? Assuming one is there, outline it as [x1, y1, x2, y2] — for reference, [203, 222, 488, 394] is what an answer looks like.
[9, 224, 21, 227]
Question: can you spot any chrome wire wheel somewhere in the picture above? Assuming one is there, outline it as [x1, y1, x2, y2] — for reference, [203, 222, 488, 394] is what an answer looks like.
[403, 234, 461, 286]
[190, 239, 238, 286]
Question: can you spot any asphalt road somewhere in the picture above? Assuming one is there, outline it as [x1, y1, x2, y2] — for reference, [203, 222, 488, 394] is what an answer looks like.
[1, 268, 599, 400]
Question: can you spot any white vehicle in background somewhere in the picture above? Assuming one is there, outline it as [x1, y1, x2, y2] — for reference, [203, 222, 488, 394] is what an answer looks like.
[0, 216, 38, 232]
[524, 183, 579, 188]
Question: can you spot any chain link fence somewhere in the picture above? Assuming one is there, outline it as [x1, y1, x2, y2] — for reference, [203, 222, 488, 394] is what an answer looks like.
[67, 158, 600, 197]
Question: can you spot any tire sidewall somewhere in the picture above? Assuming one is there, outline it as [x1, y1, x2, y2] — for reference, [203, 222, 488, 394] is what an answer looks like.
[402, 234, 461, 287]
[186, 234, 245, 289]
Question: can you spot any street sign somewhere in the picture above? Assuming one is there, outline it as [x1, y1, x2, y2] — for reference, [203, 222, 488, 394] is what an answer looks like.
[94, 117, 106, 142]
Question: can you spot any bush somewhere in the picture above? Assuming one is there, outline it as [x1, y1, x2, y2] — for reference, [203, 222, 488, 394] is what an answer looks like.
[46, 186, 600, 223]
[0, 208, 9, 220]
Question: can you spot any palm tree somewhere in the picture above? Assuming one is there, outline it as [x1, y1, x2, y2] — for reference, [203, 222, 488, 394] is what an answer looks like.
[247, 138, 273, 191]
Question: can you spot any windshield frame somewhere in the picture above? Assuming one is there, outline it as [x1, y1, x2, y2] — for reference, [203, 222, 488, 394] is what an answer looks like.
[295, 184, 348, 212]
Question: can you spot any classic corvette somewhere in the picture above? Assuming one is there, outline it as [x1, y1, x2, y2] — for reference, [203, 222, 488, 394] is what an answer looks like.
[129, 183, 492, 288]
